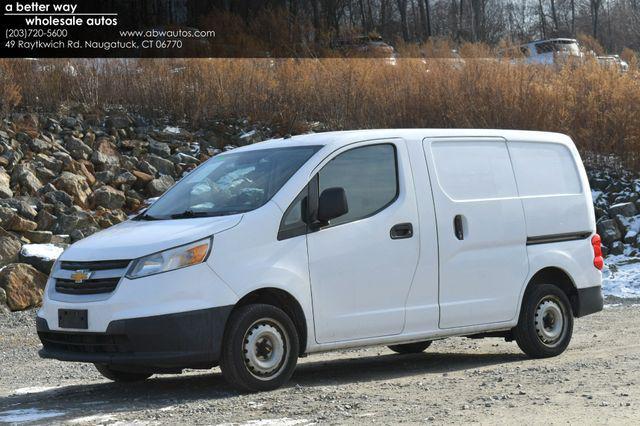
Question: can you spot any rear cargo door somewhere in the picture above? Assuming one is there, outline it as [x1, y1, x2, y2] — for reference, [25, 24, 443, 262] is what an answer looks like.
[422, 137, 529, 329]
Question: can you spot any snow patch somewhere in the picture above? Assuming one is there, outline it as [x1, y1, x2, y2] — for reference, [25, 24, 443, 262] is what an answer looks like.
[68, 414, 118, 424]
[239, 130, 256, 139]
[163, 126, 181, 134]
[0, 408, 65, 423]
[12, 385, 63, 395]
[602, 254, 640, 298]
[20, 243, 64, 261]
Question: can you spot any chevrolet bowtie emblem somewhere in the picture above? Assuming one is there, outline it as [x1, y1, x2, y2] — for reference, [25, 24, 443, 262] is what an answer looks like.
[70, 270, 92, 283]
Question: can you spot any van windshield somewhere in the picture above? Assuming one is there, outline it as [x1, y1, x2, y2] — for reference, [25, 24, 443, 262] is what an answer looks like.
[141, 145, 321, 220]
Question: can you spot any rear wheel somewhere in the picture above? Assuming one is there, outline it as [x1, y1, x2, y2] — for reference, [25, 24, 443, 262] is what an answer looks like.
[388, 341, 432, 354]
[220, 304, 299, 392]
[514, 284, 573, 358]
[94, 364, 152, 382]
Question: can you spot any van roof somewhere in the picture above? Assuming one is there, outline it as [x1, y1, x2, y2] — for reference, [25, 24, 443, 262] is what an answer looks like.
[233, 129, 574, 152]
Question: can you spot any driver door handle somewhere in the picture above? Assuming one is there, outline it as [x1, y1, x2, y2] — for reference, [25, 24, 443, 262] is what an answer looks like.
[390, 223, 413, 239]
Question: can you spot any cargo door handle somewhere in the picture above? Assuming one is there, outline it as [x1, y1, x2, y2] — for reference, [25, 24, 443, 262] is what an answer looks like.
[390, 223, 413, 239]
[454, 215, 464, 240]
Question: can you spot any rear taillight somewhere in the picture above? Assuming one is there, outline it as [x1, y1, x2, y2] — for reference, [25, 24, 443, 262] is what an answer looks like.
[592, 234, 604, 270]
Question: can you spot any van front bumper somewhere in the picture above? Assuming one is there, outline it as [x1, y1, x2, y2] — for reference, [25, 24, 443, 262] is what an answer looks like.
[37, 306, 233, 369]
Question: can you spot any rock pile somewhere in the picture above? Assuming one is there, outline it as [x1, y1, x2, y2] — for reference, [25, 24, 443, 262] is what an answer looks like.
[0, 107, 278, 311]
[590, 168, 640, 256]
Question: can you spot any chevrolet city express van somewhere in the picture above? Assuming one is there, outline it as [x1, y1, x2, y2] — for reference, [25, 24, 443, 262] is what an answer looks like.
[37, 129, 604, 391]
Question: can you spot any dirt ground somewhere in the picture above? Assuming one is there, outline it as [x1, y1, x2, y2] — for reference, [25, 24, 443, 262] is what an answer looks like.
[0, 301, 638, 425]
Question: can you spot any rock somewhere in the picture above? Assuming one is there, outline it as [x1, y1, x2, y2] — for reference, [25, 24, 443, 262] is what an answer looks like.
[90, 185, 126, 209]
[51, 234, 70, 244]
[64, 136, 93, 160]
[52, 172, 91, 207]
[21, 230, 52, 244]
[19, 243, 63, 274]
[0, 198, 38, 220]
[609, 202, 637, 218]
[597, 219, 622, 246]
[16, 168, 42, 195]
[171, 152, 199, 165]
[137, 160, 158, 176]
[610, 241, 625, 255]
[0, 206, 37, 232]
[36, 210, 57, 231]
[91, 139, 120, 168]
[146, 154, 175, 176]
[54, 210, 99, 236]
[0, 263, 48, 311]
[0, 287, 6, 306]
[148, 139, 171, 158]
[113, 170, 137, 187]
[146, 175, 175, 197]
[43, 190, 74, 207]
[0, 227, 22, 267]
[132, 170, 154, 184]
[106, 112, 132, 129]
[0, 169, 12, 198]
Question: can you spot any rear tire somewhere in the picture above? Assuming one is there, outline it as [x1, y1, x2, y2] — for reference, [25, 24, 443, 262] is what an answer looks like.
[94, 364, 152, 382]
[220, 304, 299, 392]
[388, 341, 432, 354]
[514, 283, 573, 358]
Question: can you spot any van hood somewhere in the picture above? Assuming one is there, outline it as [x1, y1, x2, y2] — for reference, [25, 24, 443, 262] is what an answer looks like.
[60, 215, 242, 262]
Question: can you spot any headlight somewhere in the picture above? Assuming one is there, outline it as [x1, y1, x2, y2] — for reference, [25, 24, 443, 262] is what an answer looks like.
[126, 237, 212, 279]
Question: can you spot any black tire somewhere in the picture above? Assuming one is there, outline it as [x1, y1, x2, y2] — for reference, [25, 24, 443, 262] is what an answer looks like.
[220, 304, 299, 392]
[514, 283, 574, 358]
[94, 364, 152, 382]
[388, 341, 432, 354]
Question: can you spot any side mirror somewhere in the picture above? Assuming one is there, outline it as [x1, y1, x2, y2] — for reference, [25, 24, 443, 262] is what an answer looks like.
[317, 187, 348, 223]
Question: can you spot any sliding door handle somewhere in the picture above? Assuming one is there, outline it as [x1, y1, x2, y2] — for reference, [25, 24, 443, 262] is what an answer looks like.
[390, 223, 413, 239]
[454, 215, 464, 240]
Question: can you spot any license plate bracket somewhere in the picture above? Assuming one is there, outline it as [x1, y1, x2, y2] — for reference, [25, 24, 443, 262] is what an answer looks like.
[58, 309, 88, 329]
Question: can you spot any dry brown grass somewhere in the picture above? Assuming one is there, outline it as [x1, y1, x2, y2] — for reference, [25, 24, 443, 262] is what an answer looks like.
[1, 57, 640, 170]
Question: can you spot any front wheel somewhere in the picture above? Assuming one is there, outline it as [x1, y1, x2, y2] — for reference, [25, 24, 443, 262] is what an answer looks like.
[514, 284, 573, 358]
[220, 304, 299, 392]
[94, 364, 152, 382]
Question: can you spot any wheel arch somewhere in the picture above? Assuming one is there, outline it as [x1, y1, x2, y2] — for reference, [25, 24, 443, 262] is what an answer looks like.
[233, 287, 308, 355]
[522, 266, 579, 316]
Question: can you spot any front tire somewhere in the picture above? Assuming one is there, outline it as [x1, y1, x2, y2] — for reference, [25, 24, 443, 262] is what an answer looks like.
[94, 364, 152, 382]
[514, 284, 573, 358]
[388, 341, 432, 354]
[220, 304, 299, 392]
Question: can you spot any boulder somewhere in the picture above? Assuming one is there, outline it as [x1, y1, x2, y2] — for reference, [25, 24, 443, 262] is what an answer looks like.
[0, 227, 22, 267]
[112, 170, 137, 187]
[132, 170, 154, 184]
[609, 202, 637, 218]
[106, 112, 132, 129]
[0, 287, 6, 306]
[0, 263, 48, 311]
[90, 185, 126, 209]
[597, 219, 622, 246]
[19, 243, 63, 274]
[52, 171, 91, 207]
[21, 230, 52, 244]
[54, 210, 99, 236]
[0, 198, 38, 220]
[36, 210, 57, 231]
[146, 154, 175, 176]
[43, 190, 74, 207]
[64, 136, 93, 160]
[16, 168, 42, 195]
[91, 139, 120, 168]
[610, 241, 625, 255]
[0, 206, 37, 232]
[0, 169, 12, 198]
[146, 175, 175, 197]
[148, 139, 171, 158]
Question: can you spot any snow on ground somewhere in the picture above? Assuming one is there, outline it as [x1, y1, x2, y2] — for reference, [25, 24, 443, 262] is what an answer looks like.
[163, 126, 181, 134]
[0, 408, 66, 423]
[20, 243, 64, 261]
[602, 250, 640, 298]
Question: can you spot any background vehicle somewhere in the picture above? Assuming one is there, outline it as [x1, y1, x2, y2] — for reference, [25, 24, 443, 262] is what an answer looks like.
[37, 129, 603, 392]
[519, 38, 584, 66]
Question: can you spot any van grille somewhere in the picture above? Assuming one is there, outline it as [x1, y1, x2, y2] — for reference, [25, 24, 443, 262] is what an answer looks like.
[60, 260, 131, 271]
[55, 278, 121, 295]
[38, 331, 131, 354]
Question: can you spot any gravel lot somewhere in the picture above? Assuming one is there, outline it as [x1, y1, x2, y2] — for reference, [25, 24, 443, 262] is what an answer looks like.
[1, 301, 638, 425]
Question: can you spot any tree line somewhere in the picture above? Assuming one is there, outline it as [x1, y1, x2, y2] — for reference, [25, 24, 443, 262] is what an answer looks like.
[204, 0, 639, 53]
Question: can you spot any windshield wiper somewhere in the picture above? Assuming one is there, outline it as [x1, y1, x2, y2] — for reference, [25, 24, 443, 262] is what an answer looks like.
[169, 210, 214, 219]
[135, 212, 161, 221]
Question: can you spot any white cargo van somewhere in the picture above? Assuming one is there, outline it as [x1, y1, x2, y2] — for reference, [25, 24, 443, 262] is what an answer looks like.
[37, 130, 604, 391]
